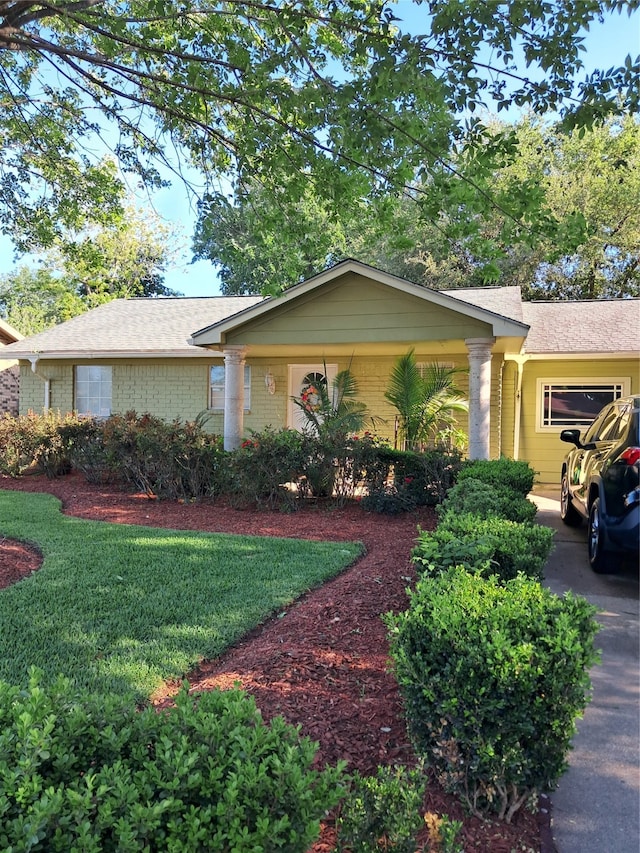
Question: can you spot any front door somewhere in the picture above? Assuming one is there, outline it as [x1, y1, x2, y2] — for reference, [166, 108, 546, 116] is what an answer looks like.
[287, 364, 338, 431]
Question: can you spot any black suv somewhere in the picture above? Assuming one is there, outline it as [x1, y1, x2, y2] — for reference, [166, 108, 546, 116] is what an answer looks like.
[560, 395, 640, 572]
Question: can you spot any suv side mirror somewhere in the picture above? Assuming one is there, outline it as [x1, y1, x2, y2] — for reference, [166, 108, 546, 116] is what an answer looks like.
[560, 428, 583, 447]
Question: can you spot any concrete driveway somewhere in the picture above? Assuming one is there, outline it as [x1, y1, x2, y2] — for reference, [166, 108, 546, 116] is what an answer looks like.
[531, 489, 639, 853]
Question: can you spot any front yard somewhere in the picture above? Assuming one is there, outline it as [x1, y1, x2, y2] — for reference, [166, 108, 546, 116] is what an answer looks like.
[0, 489, 362, 700]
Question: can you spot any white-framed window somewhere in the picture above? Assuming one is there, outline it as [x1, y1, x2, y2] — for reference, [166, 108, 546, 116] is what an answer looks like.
[75, 365, 112, 417]
[209, 364, 251, 411]
[536, 378, 629, 431]
[416, 361, 455, 374]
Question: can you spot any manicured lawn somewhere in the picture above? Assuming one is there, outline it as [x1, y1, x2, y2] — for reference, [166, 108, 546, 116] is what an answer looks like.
[0, 490, 362, 700]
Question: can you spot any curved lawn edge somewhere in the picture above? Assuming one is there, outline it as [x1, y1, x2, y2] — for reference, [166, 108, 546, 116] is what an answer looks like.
[0, 489, 362, 700]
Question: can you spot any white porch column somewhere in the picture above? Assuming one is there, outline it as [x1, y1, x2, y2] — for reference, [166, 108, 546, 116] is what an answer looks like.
[223, 346, 247, 451]
[465, 337, 495, 460]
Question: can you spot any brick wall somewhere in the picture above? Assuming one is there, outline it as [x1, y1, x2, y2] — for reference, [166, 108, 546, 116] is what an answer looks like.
[0, 364, 19, 415]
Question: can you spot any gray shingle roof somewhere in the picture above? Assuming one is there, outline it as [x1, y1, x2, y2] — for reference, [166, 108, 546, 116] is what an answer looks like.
[442, 286, 525, 323]
[3, 296, 264, 357]
[521, 300, 640, 354]
[3, 282, 637, 359]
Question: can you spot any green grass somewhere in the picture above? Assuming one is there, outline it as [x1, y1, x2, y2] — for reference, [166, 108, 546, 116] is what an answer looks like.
[0, 490, 362, 701]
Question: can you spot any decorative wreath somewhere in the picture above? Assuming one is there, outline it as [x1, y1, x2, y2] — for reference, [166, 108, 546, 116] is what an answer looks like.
[300, 374, 325, 414]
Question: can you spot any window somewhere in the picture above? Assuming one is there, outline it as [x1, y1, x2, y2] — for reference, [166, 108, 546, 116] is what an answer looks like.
[417, 361, 455, 374]
[75, 366, 112, 417]
[209, 364, 251, 411]
[536, 379, 628, 431]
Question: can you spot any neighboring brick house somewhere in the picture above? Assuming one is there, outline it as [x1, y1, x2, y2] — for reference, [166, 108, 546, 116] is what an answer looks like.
[3, 259, 639, 483]
[0, 318, 23, 415]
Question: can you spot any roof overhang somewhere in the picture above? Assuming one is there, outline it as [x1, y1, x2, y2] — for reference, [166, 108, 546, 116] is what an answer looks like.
[0, 317, 23, 344]
[523, 351, 640, 361]
[9, 349, 217, 361]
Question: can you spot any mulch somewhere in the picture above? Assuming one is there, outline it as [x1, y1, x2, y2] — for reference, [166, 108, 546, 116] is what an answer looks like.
[0, 471, 551, 852]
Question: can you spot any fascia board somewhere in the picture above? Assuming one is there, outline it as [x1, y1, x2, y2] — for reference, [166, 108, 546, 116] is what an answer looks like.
[0, 318, 23, 342]
[11, 349, 218, 360]
[523, 351, 640, 360]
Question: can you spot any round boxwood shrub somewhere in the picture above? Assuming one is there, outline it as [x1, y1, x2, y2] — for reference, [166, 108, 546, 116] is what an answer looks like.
[385, 568, 599, 822]
[438, 477, 538, 524]
[456, 458, 536, 497]
[0, 670, 345, 851]
[413, 512, 554, 583]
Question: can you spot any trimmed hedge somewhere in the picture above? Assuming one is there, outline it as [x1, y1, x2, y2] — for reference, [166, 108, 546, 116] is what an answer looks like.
[0, 411, 86, 478]
[413, 512, 554, 583]
[456, 458, 536, 497]
[385, 568, 600, 822]
[438, 477, 538, 524]
[0, 671, 345, 852]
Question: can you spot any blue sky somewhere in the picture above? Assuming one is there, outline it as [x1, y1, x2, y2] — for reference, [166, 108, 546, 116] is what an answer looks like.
[1, 5, 638, 298]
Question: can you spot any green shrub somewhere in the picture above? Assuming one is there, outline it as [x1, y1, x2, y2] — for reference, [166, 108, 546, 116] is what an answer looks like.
[438, 477, 538, 524]
[360, 447, 462, 514]
[335, 766, 426, 853]
[300, 430, 342, 500]
[96, 411, 226, 501]
[385, 568, 600, 822]
[0, 670, 345, 852]
[360, 486, 418, 515]
[228, 427, 308, 510]
[0, 411, 86, 478]
[456, 458, 536, 497]
[330, 432, 390, 506]
[60, 417, 118, 484]
[414, 512, 554, 582]
[411, 527, 493, 577]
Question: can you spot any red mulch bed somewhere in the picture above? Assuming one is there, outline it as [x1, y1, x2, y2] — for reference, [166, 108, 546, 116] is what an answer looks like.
[0, 472, 549, 852]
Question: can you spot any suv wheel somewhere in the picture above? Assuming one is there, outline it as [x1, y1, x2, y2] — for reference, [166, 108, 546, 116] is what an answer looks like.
[588, 497, 612, 573]
[560, 473, 582, 526]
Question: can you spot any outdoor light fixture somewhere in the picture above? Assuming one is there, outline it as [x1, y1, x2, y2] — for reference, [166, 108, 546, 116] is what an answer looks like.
[265, 371, 276, 395]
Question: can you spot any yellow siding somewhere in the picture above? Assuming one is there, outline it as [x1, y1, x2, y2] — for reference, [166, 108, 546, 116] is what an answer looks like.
[248, 354, 481, 452]
[18, 349, 513, 463]
[500, 360, 518, 460]
[225, 274, 494, 346]
[518, 358, 640, 484]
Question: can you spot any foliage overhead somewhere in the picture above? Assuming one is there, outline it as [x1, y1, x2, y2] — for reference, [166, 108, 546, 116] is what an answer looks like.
[1, 0, 638, 260]
[508, 115, 640, 299]
[0, 266, 84, 334]
[48, 202, 182, 304]
[195, 114, 640, 297]
[0, 202, 181, 332]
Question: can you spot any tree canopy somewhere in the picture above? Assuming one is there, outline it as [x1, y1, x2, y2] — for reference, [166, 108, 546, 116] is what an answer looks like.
[0, 266, 85, 334]
[1, 0, 638, 261]
[194, 115, 640, 299]
[0, 203, 181, 332]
